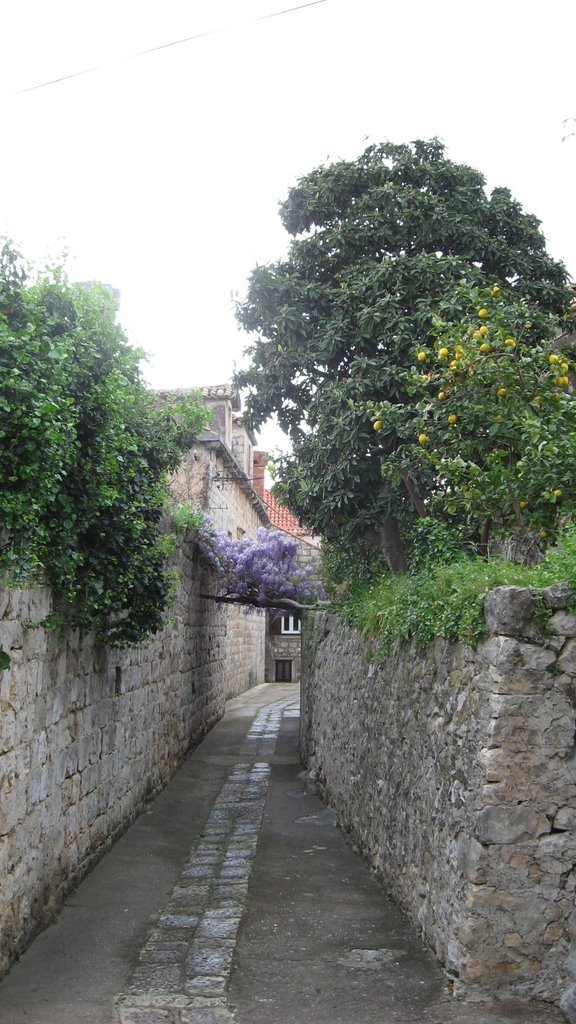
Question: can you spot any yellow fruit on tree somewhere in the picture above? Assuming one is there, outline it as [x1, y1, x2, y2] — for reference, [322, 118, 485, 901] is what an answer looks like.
[438, 391, 446, 401]
[418, 433, 428, 444]
[478, 308, 488, 318]
[373, 420, 382, 432]
[448, 414, 457, 424]
[561, 362, 569, 372]
[497, 387, 506, 397]
[554, 488, 563, 498]
[438, 347, 449, 359]
[494, 414, 501, 422]
[519, 500, 527, 509]
[491, 286, 501, 297]
[539, 529, 547, 540]
[480, 342, 490, 353]
[450, 360, 458, 370]
[417, 351, 427, 362]
[549, 353, 560, 364]
[472, 330, 482, 340]
[455, 345, 463, 357]
[504, 338, 516, 348]
[479, 325, 488, 337]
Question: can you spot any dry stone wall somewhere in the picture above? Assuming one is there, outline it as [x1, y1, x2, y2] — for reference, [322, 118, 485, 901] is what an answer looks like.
[0, 541, 265, 979]
[301, 586, 576, 1009]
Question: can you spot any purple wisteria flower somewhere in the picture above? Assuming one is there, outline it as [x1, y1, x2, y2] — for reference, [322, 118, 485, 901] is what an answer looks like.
[193, 515, 324, 609]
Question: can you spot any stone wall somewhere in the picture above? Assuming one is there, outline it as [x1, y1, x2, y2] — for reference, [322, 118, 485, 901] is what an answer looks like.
[301, 586, 576, 1007]
[0, 536, 265, 979]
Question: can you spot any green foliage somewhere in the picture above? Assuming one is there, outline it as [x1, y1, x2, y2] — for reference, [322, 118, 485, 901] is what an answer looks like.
[320, 538, 387, 602]
[235, 140, 571, 571]
[341, 523, 576, 657]
[0, 242, 209, 645]
[170, 502, 208, 536]
[372, 281, 576, 558]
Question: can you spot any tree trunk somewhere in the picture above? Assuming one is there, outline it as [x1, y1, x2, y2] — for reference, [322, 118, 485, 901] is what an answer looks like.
[377, 515, 408, 574]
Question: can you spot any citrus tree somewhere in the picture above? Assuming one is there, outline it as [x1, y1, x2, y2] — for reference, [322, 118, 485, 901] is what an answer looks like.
[234, 140, 571, 572]
[371, 281, 576, 562]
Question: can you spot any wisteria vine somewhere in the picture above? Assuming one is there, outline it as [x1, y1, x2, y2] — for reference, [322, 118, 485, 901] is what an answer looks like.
[191, 514, 324, 611]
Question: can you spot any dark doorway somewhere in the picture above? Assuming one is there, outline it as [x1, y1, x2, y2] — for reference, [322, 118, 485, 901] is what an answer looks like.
[275, 660, 292, 682]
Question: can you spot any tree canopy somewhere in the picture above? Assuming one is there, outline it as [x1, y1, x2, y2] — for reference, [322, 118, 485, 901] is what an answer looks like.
[234, 139, 572, 572]
[0, 241, 209, 644]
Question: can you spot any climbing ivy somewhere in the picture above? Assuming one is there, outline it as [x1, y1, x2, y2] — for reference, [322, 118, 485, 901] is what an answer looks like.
[0, 241, 209, 645]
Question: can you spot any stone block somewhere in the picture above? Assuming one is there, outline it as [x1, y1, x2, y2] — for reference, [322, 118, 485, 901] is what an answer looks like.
[561, 983, 576, 1023]
[484, 586, 535, 638]
[553, 806, 576, 831]
[558, 639, 576, 675]
[541, 583, 574, 610]
[550, 611, 576, 637]
[457, 835, 488, 884]
[476, 805, 550, 844]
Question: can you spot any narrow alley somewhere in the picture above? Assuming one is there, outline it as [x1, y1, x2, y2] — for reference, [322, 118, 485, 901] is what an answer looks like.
[0, 685, 565, 1024]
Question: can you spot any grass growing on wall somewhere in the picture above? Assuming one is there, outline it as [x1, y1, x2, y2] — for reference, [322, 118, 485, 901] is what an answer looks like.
[337, 524, 576, 656]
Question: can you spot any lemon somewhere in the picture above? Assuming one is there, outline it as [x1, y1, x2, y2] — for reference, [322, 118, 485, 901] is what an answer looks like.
[479, 325, 488, 337]
[373, 420, 382, 432]
[519, 500, 527, 509]
[548, 354, 560, 364]
[491, 286, 501, 297]
[418, 433, 428, 444]
[504, 338, 516, 348]
[417, 351, 427, 362]
[497, 387, 506, 397]
[478, 308, 488, 318]
[554, 488, 563, 498]
[438, 391, 446, 401]
[438, 347, 449, 359]
[448, 414, 457, 425]
[480, 342, 490, 353]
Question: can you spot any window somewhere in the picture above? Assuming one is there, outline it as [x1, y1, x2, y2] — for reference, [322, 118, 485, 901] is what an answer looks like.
[275, 660, 292, 682]
[281, 614, 301, 635]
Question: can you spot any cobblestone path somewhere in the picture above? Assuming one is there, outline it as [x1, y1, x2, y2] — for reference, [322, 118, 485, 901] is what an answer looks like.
[115, 697, 298, 1024]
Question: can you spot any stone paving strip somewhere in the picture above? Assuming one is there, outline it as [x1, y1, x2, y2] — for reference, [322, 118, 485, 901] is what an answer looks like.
[115, 697, 297, 1024]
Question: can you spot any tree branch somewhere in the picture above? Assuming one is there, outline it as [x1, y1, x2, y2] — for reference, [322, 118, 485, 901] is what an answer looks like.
[200, 593, 327, 611]
[402, 474, 427, 518]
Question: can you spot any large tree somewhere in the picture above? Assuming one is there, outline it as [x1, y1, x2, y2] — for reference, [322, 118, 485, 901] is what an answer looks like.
[235, 140, 571, 571]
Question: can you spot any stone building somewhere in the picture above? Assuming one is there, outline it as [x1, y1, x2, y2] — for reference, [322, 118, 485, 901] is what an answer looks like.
[252, 450, 321, 684]
[169, 385, 272, 693]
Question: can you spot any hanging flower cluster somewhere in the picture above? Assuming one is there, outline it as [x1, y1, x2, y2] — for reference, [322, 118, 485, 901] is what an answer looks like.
[193, 518, 324, 610]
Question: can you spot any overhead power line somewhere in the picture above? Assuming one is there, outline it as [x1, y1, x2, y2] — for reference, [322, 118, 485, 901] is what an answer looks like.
[15, 0, 329, 96]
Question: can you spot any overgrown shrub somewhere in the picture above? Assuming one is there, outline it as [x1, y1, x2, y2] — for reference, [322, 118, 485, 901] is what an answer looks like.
[0, 241, 209, 645]
[339, 522, 576, 656]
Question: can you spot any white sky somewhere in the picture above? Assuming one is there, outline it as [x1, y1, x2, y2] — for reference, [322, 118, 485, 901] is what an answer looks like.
[1, 0, 575, 453]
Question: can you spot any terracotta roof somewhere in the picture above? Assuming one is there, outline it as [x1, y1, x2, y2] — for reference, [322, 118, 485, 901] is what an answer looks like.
[264, 489, 319, 547]
[201, 385, 241, 410]
[155, 385, 241, 411]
